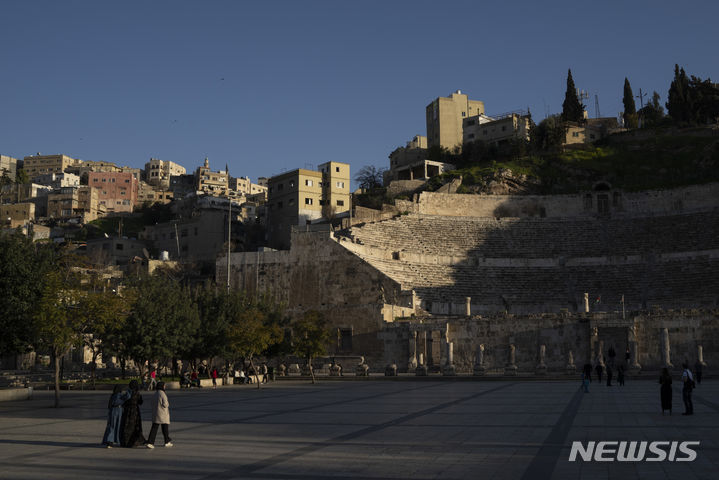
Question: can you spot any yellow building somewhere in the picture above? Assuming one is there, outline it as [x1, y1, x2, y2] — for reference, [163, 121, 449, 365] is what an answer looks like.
[136, 181, 174, 206]
[47, 186, 101, 222]
[426, 91, 485, 151]
[195, 158, 228, 195]
[145, 158, 186, 188]
[267, 161, 350, 249]
[463, 112, 531, 146]
[23, 154, 81, 177]
[1, 202, 35, 227]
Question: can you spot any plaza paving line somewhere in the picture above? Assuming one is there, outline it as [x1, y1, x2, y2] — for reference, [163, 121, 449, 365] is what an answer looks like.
[518, 386, 583, 480]
[199, 382, 516, 480]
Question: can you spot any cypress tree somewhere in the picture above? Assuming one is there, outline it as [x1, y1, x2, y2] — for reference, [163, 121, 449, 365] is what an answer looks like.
[562, 69, 584, 123]
[623, 78, 638, 128]
[666, 64, 691, 124]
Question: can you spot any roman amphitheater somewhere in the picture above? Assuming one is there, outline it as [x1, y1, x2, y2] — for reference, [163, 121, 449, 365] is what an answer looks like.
[219, 183, 719, 375]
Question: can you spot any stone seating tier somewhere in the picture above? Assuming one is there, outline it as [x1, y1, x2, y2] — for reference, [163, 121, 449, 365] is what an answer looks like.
[345, 212, 719, 259]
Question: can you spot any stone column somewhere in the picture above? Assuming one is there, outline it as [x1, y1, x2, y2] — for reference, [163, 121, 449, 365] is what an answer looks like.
[584, 292, 589, 313]
[408, 331, 417, 371]
[439, 325, 448, 367]
[473, 344, 486, 376]
[465, 297, 471, 316]
[566, 350, 576, 374]
[415, 352, 428, 376]
[442, 342, 456, 376]
[536, 344, 547, 375]
[698, 345, 707, 367]
[505, 344, 518, 376]
[597, 340, 605, 366]
[426, 333, 434, 368]
[628, 325, 641, 372]
[589, 327, 598, 364]
[662, 328, 673, 368]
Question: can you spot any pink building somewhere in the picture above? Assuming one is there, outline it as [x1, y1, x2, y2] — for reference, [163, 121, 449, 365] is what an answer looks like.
[88, 171, 139, 213]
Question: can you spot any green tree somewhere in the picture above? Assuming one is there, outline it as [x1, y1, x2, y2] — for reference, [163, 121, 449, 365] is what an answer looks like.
[530, 115, 566, 153]
[225, 292, 282, 388]
[638, 91, 665, 127]
[667, 64, 692, 124]
[15, 168, 29, 185]
[291, 310, 332, 384]
[0, 231, 56, 357]
[623, 78, 638, 129]
[121, 273, 200, 378]
[561, 69, 584, 123]
[354, 165, 386, 190]
[35, 269, 83, 407]
[689, 76, 719, 125]
[76, 286, 131, 387]
[181, 283, 233, 374]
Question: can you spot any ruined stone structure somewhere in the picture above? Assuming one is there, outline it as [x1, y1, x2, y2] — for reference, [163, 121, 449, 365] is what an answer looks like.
[219, 183, 719, 373]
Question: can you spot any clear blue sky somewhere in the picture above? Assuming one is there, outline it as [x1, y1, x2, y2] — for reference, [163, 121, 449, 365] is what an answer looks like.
[1, 1, 717, 186]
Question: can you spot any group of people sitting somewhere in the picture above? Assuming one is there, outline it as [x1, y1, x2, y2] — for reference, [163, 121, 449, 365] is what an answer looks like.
[101, 379, 172, 449]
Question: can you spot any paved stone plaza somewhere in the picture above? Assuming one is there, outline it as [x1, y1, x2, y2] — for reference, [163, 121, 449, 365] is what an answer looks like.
[0, 379, 717, 480]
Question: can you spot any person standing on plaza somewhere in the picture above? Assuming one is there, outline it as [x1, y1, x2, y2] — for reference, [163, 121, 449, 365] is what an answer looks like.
[625, 347, 631, 367]
[582, 363, 592, 383]
[101, 385, 129, 448]
[211, 367, 218, 389]
[145, 382, 172, 449]
[608, 346, 616, 367]
[617, 365, 625, 386]
[659, 367, 672, 415]
[682, 363, 695, 415]
[606, 364, 613, 386]
[149, 368, 157, 391]
[595, 362, 603, 383]
[120, 380, 146, 447]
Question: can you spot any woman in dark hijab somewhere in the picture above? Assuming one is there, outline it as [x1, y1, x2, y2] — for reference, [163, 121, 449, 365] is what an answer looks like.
[102, 385, 129, 448]
[120, 379, 146, 447]
[659, 367, 672, 415]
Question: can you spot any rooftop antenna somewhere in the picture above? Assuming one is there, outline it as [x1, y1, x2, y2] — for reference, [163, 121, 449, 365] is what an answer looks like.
[594, 94, 601, 118]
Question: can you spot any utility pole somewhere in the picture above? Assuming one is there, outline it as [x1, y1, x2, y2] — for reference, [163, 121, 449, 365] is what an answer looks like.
[636, 88, 647, 128]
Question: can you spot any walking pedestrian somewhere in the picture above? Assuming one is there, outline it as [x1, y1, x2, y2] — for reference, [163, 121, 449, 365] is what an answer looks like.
[102, 385, 129, 448]
[582, 363, 592, 383]
[211, 367, 218, 389]
[581, 371, 590, 393]
[120, 380, 146, 448]
[682, 363, 695, 415]
[145, 382, 173, 449]
[606, 364, 613, 386]
[617, 365, 625, 386]
[694, 360, 703, 385]
[595, 363, 604, 383]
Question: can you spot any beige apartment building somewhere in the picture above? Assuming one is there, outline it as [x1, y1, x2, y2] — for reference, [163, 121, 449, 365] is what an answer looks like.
[230, 176, 268, 198]
[46, 186, 101, 222]
[0, 155, 18, 181]
[462, 112, 531, 146]
[23, 154, 81, 177]
[136, 181, 174, 206]
[195, 158, 228, 195]
[1, 202, 35, 227]
[267, 161, 350, 249]
[145, 158, 186, 188]
[88, 171, 138, 213]
[426, 90, 485, 151]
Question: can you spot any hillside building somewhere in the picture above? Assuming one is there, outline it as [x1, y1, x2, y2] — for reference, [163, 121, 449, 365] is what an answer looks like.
[0, 155, 18, 181]
[22, 154, 81, 177]
[426, 91, 485, 151]
[46, 186, 101, 222]
[463, 112, 531, 146]
[88, 171, 139, 213]
[266, 161, 350, 249]
[145, 158, 186, 188]
[195, 158, 228, 196]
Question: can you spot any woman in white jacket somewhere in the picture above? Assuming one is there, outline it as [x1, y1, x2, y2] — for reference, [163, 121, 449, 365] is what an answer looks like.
[145, 382, 173, 448]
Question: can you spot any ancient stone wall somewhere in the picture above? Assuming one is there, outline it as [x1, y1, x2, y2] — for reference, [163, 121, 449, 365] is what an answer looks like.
[394, 183, 719, 219]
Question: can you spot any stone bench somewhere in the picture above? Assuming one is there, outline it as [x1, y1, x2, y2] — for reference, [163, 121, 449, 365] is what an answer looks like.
[0, 387, 33, 402]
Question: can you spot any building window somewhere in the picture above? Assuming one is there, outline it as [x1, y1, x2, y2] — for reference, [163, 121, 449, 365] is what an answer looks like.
[125, 179, 130, 183]
[305, 198, 313, 205]
[93, 178, 99, 182]
[288, 198, 295, 206]
[468, 134, 475, 139]
[336, 181, 344, 188]
[501, 126, 507, 131]
[583, 194, 593, 210]
[573, 132, 580, 137]
[337, 200, 344, 206]
[305, 179, 313, 187]
[335, 167, 340, 173]
[181, 229, 188, 237]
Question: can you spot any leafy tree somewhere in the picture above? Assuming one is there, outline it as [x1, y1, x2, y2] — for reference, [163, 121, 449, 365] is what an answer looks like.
[354, 165, 386, 190]
[667, 64, 692, 124]
[120, 273, 200, 378]
[225, 291, 282, 388]
[181, 283, 233, 374]
[0, 231, 56, 357]
[623, 78, 638, 129]
[291, 310, 332, 384]
[638, 91, 665, 127]
[35, 269, 83, 407]
[0, 170, 12, 187]
[530, 115, 566, 153]
[76, 286, 132, 387]
[561, 69, 584, 123]
[689, 76, 719, 125]
[15, 168, 29, 185]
